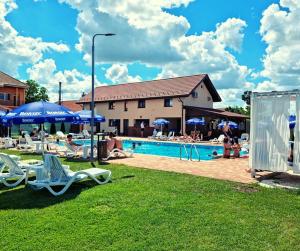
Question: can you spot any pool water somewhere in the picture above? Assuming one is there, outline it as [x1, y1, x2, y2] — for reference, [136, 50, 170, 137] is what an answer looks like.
[73, 139, 230, 160]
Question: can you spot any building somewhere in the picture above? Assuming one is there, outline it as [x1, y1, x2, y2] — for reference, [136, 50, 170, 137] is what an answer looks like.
[0, 71, 27, 111]
[60, 100, 83, 112]
[78, 74, 248, 136]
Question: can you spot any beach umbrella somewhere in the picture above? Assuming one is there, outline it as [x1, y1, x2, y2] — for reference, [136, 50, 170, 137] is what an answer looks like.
[217, 120, 238, 129]
[186, 118, 205, 134]
[73, 110, 105, 124]
[289, 115, 296, 129]
[1, 101, 79, 152]
[1, 101, 79, 125]
[153, 118, 170, 132]
[0, 110, 5, 117]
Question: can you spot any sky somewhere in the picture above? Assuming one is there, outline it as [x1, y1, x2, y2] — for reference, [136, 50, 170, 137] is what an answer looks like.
[1, 0, 300, 107]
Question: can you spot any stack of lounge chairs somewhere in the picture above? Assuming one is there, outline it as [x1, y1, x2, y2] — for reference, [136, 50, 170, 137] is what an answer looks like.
[0, 153, 112, 196]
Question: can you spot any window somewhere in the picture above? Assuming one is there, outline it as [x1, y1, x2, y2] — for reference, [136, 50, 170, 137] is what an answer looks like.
[207, 96, 211, 101]
[124, 101, 128, 111]
[109, 119, 116, 126]
[108, 101, 115, 110]
[0, 93, 10, 100]
[192, 91, 198, 98]
[138, 99, 146, 108]
[164, 98, 173, 107]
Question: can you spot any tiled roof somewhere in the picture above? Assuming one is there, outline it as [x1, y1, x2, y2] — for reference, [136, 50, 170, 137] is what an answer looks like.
[0, 71, 27, 88]
[79, 74, 221, 103]
[60, 100, 83, 112]
[185, 106, 249, 119]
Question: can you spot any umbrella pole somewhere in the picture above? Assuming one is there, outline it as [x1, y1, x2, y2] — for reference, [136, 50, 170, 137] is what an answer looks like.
[41, 124, 45, 155]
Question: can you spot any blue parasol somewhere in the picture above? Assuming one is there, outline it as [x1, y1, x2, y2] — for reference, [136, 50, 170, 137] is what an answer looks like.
[186, 118, 205, 125]
[186, 117, 205, 133]
[218, 120, 238, 129]
[0, 110, 5, 117]
[73, 110, 105, 124]
[1, 101, 79, 125]
[153, 118, 170, 132]
[153, 118, 170, 126]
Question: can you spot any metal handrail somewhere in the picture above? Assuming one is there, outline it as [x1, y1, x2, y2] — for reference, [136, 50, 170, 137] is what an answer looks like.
[180, 143, 200, 161]
[180, 143, 190, 160]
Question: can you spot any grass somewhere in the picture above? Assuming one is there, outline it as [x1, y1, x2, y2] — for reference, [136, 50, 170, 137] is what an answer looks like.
[1, 150, 300, 251]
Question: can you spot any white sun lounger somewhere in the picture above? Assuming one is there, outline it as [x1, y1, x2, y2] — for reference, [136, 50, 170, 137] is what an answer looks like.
[82, 129, 91, 138]
[27, 154, 111, 196]
[210, 134, 225, 144]
[103, 148, 133, 161]
[56, 131, 66, 139]
[0, 153, 36, 187]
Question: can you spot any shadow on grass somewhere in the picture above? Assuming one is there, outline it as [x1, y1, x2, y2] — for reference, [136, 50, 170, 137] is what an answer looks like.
[0, 180, 103, 210]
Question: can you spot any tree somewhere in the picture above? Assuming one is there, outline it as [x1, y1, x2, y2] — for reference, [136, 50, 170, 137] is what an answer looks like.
[241, 91, 252, 105]
[225, 106, 250, 116]
[25, 80, 49, 103]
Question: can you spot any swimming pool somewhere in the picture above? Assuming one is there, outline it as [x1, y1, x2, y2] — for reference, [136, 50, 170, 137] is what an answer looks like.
[73, 139, 226, 160]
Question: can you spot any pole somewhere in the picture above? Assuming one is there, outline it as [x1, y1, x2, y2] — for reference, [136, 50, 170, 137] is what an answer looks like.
[90, 36, 95, 163]
[90, 33, 115, 164]
[58, 82, 62, 105]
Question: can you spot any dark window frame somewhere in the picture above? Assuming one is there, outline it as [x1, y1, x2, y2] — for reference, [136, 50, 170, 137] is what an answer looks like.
[108, 101, 115, 110]
[124, 101, 128, 111]
[138, 99, 146, 108]
[164, 98, 173, 107]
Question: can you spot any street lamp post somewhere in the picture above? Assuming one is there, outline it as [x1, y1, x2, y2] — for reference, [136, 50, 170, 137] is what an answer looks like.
[91, 33, 115, 164]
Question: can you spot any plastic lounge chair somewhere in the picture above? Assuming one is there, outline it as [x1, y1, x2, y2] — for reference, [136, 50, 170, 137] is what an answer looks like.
[148, 130, 158, 139]
[103, 148, 133, 161]
[240, 133, 249, 142]
[27, 154, 111, 196]
[82, 129, 91, 139]
[210, 134, 225, 144]
[62, 142, 83, 157]
[0, 137, 15, 149]
[24, 134, 48, 153]
[56, 131, 66, 139]
[0, 153, 36, 187]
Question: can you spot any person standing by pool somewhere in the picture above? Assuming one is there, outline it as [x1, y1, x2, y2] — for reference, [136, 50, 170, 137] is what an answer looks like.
[232, 137, 241, 158]
[223, 137, 231, 158]
[140, 121, 145, 137]
[223, 121, 232, 138]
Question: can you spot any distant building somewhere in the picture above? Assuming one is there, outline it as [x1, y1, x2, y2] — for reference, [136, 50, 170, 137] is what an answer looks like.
[79, 74, 249, 136]
[60, 100, 83, 112]
[0, 71, 27, 111]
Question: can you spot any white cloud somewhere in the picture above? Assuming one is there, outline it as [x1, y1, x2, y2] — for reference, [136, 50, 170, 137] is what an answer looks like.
[158, 18, 250, 91]
[254, 81, 283, 92]
[259, 0, 300, 88]
[59, 0, 192, 65]
[0, 0, 69, 75]
[105, 64, 142, 84]
[57, 1, 251, 107]
[26, 59, 103, 101]
[215, 18, 247, 52]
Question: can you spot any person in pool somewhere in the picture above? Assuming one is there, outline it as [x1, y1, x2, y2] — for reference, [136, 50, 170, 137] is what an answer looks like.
[232, 137, 241, 158]
[223, 137, 231, 158]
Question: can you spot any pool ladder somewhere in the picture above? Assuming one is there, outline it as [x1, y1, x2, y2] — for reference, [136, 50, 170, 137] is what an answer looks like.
[179, 143, 200, 161]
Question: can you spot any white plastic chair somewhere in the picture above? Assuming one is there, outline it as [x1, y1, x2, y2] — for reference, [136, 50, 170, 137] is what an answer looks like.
[0, 153, 35, 187]
[82, 129, 91, 138]
[210, 134, 225, 144]
[56, 131, 66, 139]
[27, 154, 111, 196]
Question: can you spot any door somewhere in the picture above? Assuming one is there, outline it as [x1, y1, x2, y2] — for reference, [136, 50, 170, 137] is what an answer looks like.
[123, 119, 129, 136]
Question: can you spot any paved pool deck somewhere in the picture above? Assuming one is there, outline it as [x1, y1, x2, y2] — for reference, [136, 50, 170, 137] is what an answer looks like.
[108, 154, 268, 184]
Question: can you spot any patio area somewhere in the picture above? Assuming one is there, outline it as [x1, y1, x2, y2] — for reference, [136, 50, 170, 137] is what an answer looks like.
[108, 154, 263, 184]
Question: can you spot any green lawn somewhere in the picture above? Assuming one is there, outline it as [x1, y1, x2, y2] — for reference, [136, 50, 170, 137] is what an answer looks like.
[1, 150, 300, 251]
